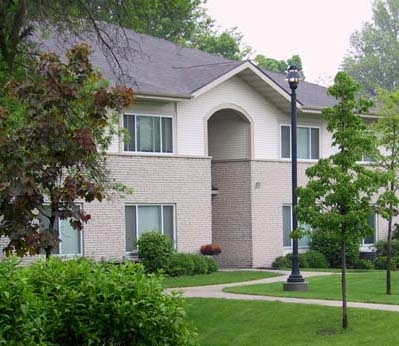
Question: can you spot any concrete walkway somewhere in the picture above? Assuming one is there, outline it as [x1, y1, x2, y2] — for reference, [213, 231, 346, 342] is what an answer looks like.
[167, 270, 399, 312]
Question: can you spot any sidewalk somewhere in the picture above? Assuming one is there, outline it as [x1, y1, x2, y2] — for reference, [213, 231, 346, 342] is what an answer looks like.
[167, 270, 399, 312]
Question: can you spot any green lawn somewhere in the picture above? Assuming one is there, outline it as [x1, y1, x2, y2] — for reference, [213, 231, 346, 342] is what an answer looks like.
[185, 298, 399, 346]
[162, 270, 282, 288]
[224, 271, 399, 304]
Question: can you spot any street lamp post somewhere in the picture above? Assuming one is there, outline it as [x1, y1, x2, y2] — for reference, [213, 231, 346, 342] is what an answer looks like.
[283, 65, 309, 292]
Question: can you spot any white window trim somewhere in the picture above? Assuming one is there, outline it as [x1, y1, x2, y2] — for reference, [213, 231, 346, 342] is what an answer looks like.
[122, 113, 175, 155]
[280, 124, 321, 161]
[125, 203, 176, 254]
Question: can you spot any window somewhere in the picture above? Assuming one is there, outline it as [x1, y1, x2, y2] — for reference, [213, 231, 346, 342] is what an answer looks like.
[361, 213, 377, 248]
[123, 114, 173, 153]
[125, 204, 175, 252]
[282, 205, 310, 248]
[361, 154, 374, 163]
[281, 125, 320, 160]
[39, 207, 82, 255]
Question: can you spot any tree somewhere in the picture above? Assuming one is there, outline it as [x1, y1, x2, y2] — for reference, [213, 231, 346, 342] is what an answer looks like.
[254, 54, 305, 78]
[342, 0, 399, 95]
[372, 89, 399, 294]
[0, 0, 251, 80]
[254, 54, 287, 73]
[193, 27, 250, 60]
[296, 72, 380, 329]
[98, 0, 206, 44]
[0, 44, 133, 257]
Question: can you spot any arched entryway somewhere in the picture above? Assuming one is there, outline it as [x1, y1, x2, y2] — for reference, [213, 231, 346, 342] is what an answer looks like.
[207, 108, 253, 267]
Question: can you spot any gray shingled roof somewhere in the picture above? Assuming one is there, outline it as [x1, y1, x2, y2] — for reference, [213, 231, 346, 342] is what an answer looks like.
[37, 25, 336, 107]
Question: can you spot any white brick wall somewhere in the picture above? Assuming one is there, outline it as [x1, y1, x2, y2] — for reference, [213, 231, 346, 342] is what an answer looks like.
[211, 161, 252, 267]
[83, 154, 212, 260]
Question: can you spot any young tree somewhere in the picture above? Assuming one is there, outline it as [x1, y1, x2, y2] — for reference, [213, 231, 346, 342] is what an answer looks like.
[296, 72, 379, 329]
[342, 0, 399, 95]
[372, 89, 399, 294]
[0, 44, 133, 257]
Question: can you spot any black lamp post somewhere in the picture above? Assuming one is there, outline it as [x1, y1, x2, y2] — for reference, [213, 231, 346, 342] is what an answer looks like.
[283, 65, 308, 291]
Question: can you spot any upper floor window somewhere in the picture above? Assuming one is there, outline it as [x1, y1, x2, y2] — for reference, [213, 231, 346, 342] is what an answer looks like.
[123, 114, 173, 153]
[281, 125, 320, 160]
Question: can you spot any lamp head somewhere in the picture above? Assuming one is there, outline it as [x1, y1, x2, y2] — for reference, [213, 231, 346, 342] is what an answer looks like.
[286, 64, 301, 90]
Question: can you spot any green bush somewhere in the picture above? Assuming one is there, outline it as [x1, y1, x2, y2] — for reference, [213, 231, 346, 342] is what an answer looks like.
[301, 250, 328, 268]
[0, 258, 45, 345]
[191, 254, 209, 274]
[285, 253, 309, 268]
[204, 256, 219, 273]
[374, 256, 399, 270]
[353, 258, 374, 270]
[272, 256, 291, 269]
[167, 253, 195, 276]
[375, 239, 399, 257]
[137, 232, 174, 273]
[310, 230, 360, 268]
[0, 257, 199, 346]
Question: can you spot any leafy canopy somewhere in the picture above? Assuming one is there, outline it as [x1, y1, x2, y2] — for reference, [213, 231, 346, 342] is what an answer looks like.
[254, 54, 305, 78]
[297, 72, 378, 241]
[342, 0, 399, 95]
[0, 44, 133, 257]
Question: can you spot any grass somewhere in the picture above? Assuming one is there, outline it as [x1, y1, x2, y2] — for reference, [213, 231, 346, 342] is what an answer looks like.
[224, 271, 399, 305]
[162, 270, 282, 288]
[185, 298, 399, 346]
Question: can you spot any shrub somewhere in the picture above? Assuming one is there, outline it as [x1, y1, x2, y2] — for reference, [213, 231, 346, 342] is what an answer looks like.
[203, 256, 219, 273]
[285, 253, 309, 268]
[310, 230, 360, 268]
[137, 232, 174, 273]
[1, 258, 199, 346]
[191, 254, 209, 274]
[272, 256, 291, 269]
[353, 258, 374, 270]
[374, 256, 399, 270]
[0, 258, 45, 345]
[167, 253, 195, 276]
[375, 239, 399, 257]
[301, 250, 328, 268]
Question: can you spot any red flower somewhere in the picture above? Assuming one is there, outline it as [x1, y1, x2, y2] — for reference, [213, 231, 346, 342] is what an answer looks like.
[200, 244, 222, 255]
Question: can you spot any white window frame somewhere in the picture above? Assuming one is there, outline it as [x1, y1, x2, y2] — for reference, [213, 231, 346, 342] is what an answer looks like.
[282, 204, 311, 251]
[280, 124, 320, 161]
[122, 113, 175, 154]
[125, 204, 176, 254]
[39, 205, 84, 256]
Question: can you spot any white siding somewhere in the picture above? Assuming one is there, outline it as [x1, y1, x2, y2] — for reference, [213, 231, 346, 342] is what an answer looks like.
[177, 76, 331, 160]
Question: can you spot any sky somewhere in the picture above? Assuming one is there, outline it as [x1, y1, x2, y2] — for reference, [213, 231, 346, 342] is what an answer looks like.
[205, 0, 373, 86]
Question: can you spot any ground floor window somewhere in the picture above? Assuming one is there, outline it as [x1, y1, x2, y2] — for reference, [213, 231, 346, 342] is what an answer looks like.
[282, 205, 310, 248]
[361, 213, 377, 250]
[39, 206, 82, 255]
[125, 204, 175, 252]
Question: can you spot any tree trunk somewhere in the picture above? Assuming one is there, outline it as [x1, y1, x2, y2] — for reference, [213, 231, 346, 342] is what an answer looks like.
[45, 210, 57, 260]
[341, 240, 348, 329]
[387, 214, 393, 295]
